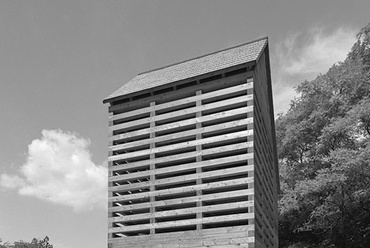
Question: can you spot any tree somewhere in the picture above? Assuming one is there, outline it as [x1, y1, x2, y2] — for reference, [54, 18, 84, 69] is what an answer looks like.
[278, 23, 370, 248]
[37, 237, 53, 248]
[0, 237, 53, 248]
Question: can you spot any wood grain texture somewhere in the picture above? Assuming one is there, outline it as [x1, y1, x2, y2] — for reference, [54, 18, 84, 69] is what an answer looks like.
[106, 52, 278, 248]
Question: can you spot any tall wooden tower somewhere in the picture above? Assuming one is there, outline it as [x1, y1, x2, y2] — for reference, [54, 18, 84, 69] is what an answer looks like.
[103, 37, 279, 248]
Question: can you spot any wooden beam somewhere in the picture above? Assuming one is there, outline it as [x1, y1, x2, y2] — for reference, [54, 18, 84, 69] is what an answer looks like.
[109, 75, 253, 121]
[109, 107, 252, 142]
[195, 90, 203, 231]
[110, 95, 253, 132]
[108, 225, 255, 243]
[109, 130, 253, 162]
[109, 142, 253, 172]
[109, 213, 254, 233]
[109, 153, 253, 182]
[109, 118, 251, 152]
[110, 188, 253, 212]
[110, 80, 253, 122]
[109, 201, 253, 222]
[149, 101, 155, 234]
[109, 177, 253, 202]
[109, 165, 253, 192]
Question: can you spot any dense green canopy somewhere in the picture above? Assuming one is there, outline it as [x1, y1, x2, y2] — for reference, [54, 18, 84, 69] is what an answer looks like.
[277, 23, 370, 248]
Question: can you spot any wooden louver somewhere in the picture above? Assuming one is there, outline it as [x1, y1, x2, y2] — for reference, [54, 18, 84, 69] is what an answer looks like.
[105, 38, 279, 248]
[108, 69, 256, 246]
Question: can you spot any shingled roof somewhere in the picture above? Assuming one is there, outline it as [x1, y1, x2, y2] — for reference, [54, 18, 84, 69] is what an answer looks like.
[104, 37, 268, 103]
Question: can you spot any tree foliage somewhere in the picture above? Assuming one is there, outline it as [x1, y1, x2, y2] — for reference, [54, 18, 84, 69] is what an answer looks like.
[0, 237, 53, 248]
[278, 23, 370, 248]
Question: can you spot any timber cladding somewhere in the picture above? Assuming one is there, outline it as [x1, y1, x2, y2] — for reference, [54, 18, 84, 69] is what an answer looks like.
[104, 38, 278, 248]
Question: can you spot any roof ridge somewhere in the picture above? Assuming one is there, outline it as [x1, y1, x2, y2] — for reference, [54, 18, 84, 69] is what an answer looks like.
[138, 36, 268, 76]
[104, 36, 268, 103]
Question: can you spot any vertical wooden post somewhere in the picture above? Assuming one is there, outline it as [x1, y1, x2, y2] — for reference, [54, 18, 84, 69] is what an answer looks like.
[108, 112, 114, 243]
[195, 90, 202, 231]
[150, 101, 156, 234]
[247, 80, 255, 226]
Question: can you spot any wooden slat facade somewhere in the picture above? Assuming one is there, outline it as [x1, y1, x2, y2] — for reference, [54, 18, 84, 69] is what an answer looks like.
[253, 48, 279, 248]
[104, 41, 278, 248]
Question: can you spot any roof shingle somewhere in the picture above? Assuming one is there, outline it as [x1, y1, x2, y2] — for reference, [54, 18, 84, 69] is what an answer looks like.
[104, 37, 267, 102]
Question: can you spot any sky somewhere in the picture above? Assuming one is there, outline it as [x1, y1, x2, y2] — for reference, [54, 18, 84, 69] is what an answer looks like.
[0, 1, 369, 247]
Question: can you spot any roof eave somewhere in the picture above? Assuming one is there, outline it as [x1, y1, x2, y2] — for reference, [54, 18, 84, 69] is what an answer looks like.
[103, 37, 268, 104]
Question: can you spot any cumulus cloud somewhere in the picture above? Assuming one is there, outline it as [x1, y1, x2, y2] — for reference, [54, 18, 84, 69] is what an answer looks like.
[0, 130, 107, 212]
[271, 26, 357, 115]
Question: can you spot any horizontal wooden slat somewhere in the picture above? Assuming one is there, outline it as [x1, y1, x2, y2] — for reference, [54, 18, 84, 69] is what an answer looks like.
[110, 141, 253, 172]
[110, 164, 253, 192]
[110, 79, 253, 122]
[109, 177, 253, 202]
[110, 189, 254, 212]
[109, 130, 253, 162]
[110, 201, 253, 222]
[110, 118, 252, 151]
[200, 242, 253, 248]
[110, 95, 253, 131]
[109, 225, 254, 243]
[112, 233, 256, 247]
[109, 213, 254, 233]
[202, 237, 255, 247]
[110, 107, 252, 142]
[110, 153, 253, 183]
[112, 237, 254, 248]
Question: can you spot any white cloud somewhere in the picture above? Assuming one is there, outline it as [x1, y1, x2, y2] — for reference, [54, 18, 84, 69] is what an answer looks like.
[0, 174, 25, 189]
[0, 130, 107, 212]
[271, 26, 357, 115]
